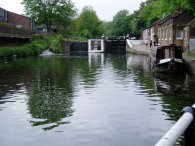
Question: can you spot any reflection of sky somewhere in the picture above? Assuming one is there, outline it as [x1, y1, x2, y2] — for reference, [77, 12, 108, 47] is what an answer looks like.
[72, 60, 172, 146]
[0, 86, 33, 146]
[0, 55, 188, 146]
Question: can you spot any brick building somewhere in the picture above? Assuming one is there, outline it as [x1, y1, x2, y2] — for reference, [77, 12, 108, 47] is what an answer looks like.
[142, 10, 195, 52]
[0, 7, 35, 31]
[158, 11, 194, 51]
[7, 11, 36, 31]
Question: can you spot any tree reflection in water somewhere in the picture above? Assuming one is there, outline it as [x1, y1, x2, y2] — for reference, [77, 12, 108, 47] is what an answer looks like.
[28, 57, 75, 130]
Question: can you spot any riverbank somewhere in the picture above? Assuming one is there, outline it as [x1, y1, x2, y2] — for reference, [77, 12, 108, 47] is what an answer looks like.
[0, 39, 48, 59]
[0, 34, 89, 60]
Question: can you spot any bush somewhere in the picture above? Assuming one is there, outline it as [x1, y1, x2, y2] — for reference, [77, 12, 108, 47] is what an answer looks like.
[0, 38, 49, 59]
[52, 34, 65, 53]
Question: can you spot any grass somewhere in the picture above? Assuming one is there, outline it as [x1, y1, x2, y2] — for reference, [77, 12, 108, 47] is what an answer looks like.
[0, 37, 49, 59]
[187, 51, 195, 58]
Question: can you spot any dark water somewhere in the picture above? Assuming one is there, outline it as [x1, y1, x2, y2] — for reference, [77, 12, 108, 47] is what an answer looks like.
[0, 53, 195, 146]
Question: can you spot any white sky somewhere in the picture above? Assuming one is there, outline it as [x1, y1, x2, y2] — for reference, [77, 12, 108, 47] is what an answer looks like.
[0, 0, 145, 21]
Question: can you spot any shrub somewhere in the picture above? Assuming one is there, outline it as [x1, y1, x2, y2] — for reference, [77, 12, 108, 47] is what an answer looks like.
[52, 34, 65, 53]
[0, 38, 49, 59]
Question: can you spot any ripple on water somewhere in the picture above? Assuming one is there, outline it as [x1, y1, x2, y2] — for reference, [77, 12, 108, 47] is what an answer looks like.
[0, 55, 194, 146]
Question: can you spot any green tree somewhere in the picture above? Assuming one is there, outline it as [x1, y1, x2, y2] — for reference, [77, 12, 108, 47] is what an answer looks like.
[162, 0, 195, 14]
[112, 10, 132, 36]
[76, 6, 103, 39]
[22, 0, 76, 33]
[102, 21, 113, 37]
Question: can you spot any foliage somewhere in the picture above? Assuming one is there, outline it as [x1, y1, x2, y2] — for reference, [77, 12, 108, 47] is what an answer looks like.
[76, 6, 103, 39]
[162, 0, 195, 14]
[52, 34, 65, 53]
[103, 9, 141, 38]
[22, 0, 76, 33]
[102, 21, 113, 37]
[0, 38, 48, 58]
[111, 10, 132, 36]
[123, 0, 195, 38]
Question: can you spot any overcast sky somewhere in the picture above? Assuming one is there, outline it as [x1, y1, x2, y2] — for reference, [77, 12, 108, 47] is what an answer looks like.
[0, 0, 145, 21]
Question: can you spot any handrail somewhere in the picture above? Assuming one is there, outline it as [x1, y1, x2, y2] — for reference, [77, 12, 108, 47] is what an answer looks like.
[126, 39, 132, 48]
[155, 104, 195, 146]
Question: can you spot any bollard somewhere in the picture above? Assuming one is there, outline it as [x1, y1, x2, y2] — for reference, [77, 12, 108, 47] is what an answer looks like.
[155, 105, 195, 146]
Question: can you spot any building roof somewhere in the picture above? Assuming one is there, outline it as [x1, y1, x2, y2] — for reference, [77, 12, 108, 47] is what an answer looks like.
[186, 18, 195, 26]
[157, 11, 183, 25]
[146, 11, 182, 28]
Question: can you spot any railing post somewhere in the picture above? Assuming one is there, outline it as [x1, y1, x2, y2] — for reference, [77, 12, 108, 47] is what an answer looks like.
[184, 105, 195, 146]
[185, 123, 195, 146]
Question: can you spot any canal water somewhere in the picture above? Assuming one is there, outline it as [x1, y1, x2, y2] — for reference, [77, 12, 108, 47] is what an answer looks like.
[0, 53, 195, 146]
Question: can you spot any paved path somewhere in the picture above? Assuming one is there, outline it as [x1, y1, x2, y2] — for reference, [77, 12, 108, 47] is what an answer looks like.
[126, 39, 151, 55]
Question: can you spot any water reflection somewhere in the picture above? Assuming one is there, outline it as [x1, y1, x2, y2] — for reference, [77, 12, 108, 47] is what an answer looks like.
[1, 54, 195, 146]
[88, 53, 104, 69]
[154, 73, 187, 95]
[0, 60, 32, 103]
[28, 57, 75, 130]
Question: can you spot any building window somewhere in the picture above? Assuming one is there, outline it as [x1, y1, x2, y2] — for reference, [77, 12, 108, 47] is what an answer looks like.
[166, 28, 168, 40]
[169, 28, 172, 40]
[176, 30, 183, 40]
[158, 29, 161, 40]
[162, 28, 164, 40]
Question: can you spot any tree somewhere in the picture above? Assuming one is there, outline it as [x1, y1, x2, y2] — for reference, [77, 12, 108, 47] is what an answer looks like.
[76, 6, 103, 39]
[112, 10, 132, 36]
[162, 0, 195, 14]
[22, 0, 76, 32]
[102, 21, 113, 37]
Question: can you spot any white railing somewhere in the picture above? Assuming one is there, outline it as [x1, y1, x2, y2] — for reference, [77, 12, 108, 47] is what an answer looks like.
[155, 104, 195, 146]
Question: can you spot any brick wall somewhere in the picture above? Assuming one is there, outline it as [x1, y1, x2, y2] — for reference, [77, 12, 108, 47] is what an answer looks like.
[7, 11, 31, 30]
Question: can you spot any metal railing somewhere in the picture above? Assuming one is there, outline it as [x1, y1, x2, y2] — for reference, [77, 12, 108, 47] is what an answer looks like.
[155, 104, 195, 146]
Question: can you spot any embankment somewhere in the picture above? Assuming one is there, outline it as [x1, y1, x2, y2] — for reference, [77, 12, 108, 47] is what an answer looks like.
[0, 37, 49, 59]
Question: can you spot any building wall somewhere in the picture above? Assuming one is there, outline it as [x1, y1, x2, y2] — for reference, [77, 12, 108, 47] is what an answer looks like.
[158, 23, 173, 46]
[182, 20, 195, 52]
[157, 11, 194, 52]
[190, 21, 195, 38]
[7, 11, 32, 30]
[142, 29, 150, 41]
[0, 7, 7, 23]
[183, 26, 189, 52]
[150, 24, 158, 45]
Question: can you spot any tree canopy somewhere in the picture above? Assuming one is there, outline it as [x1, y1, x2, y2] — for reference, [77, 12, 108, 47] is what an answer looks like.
[76, 6, 103, 39]
[102, 0, 195, 39]
[111, 10, 132, 36]
[22, 0, 76, 32]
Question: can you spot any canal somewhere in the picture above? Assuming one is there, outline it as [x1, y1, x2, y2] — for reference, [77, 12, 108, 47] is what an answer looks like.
[0, 53, 195, 146]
